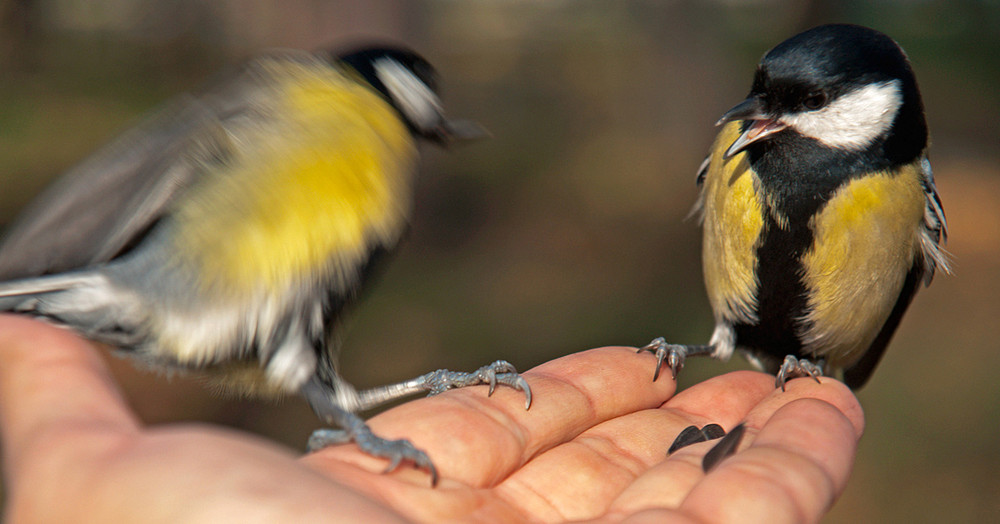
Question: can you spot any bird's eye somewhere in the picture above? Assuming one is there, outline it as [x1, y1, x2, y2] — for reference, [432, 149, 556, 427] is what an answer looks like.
[802, 92, 828, 110]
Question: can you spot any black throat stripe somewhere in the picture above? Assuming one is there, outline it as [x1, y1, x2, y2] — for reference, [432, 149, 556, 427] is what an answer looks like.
[733, 209, 811, 364]
[733, 130, 879, 366]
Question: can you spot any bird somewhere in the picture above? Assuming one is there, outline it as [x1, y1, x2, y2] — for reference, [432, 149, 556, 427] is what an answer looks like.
[0, 44, 530, 484]
[641, 24, 950, 390]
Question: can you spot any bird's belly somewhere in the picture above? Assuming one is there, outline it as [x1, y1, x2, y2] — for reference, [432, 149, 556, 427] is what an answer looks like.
[797, 171, 925, 366]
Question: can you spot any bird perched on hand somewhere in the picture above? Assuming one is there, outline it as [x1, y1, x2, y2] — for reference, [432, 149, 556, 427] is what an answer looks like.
[0, 44, 529, 484]
[642, 24, 950, 389]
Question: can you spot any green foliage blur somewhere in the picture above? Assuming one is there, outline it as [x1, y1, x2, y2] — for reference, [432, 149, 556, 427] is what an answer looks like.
[1, 1, 998, 521]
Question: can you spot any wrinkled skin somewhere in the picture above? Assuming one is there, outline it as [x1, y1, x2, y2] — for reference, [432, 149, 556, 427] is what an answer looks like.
[0, 315, 862, 523]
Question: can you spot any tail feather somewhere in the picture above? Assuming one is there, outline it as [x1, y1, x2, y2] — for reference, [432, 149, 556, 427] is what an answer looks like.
[0, 272, 106, 311]
[0, 270, 144, 349]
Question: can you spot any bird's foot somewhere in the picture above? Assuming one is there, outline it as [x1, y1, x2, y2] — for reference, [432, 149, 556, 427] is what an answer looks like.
[638, 338, 715, 381]
[775, 355, 825, 391]
[419, 360, 532, 409]
[308, 423, 439, 486]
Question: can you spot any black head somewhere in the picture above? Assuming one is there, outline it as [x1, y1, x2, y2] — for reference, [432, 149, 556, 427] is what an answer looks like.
[337, 46, 439, 101]
[334, 46, 486, 145]
[718, 24, 926, 166]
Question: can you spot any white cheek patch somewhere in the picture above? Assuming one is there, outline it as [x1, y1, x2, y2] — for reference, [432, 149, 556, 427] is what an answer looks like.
[373, 58, 443, 132]
[780, 80, 902, 150]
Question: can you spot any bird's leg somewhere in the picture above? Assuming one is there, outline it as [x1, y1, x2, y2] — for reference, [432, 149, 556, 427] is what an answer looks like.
[775, 355, 824, 390]
[300, 360, 532, 486]
[301, 378, 440, 485]
[352, 360, 532, 411]
[638, 337, 716, 381]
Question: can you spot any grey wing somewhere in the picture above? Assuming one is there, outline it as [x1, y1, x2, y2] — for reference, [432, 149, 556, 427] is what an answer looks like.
[844, 157, 951, 389]
[916, 157, 951, 284]
[0, 59, 280, 280]
[686, 154, 711, 222]
[0, 97, 216, 279]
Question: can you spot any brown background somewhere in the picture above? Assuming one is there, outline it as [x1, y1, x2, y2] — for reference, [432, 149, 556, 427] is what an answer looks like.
[1, 1, 997, 521]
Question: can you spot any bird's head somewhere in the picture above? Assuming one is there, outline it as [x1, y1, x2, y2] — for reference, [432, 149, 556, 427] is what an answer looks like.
[717, 24, 926, 165]
[335, 46, 488, 146]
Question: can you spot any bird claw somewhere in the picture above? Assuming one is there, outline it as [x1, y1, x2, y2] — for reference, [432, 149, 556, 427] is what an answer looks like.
[638, 337, 688, 381]
[775, 355, 825, 391]
[423, 360, 532, 410]
[308, 424, 440, 486]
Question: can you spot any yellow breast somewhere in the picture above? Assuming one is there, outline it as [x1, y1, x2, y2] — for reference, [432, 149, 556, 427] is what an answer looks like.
[172, 58, 418, 295]
[799, 164, 925, 363]
[701, 122, 765, 325]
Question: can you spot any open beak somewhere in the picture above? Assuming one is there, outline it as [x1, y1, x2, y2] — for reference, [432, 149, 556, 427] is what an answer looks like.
[716, 97, 787, 159]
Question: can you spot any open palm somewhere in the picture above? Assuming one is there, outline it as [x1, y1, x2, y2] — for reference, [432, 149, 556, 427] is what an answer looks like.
[0, 315, 862, 523]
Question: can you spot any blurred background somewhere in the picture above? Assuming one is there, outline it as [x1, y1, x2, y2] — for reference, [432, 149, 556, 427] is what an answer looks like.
[0, 0, 997, 521]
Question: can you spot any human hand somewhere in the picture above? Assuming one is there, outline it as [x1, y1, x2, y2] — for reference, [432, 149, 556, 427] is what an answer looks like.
[0, 315, 862, 522]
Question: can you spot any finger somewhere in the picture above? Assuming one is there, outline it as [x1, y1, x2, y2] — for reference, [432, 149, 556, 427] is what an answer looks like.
[665, 369, 780, 426]
[606, 374, 862, 521]
[0, 315, 139, 477]
[628, 370, 787, 509]
[485, 370, 775, 520]
[679, 397, 860, 523]
[654, 373, 862, 490]
[302, 346, 677, 489]
[741, 376, 865, 437]
[495, 406, 681, 521]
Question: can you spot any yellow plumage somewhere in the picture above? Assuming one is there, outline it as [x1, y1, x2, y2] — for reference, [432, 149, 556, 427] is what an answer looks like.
[800, 164, 926, 365]
[642, 24, 948, 390]
[700, 122, 763, 326]
[0, 45, 520, 481]
[173, 58, 417, 295]
[697, 125, 939, 375]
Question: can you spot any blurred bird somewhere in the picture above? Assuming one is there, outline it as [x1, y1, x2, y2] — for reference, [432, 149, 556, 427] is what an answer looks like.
[0, 45, 529, 484]
[642, 24, 950, 389]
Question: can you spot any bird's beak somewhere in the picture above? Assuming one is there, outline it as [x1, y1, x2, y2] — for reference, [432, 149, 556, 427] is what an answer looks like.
[716, 97, 787, 159]
[429, 118, 491, 146]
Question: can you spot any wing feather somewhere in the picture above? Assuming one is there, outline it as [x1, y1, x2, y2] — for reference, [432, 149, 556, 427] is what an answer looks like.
[0, 52, 316, 279]
[916, 157, 951, 285]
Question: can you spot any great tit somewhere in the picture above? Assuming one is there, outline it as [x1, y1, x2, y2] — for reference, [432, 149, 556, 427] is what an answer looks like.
[642, 24, 950, 389]
[0, 45, 528, 484]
